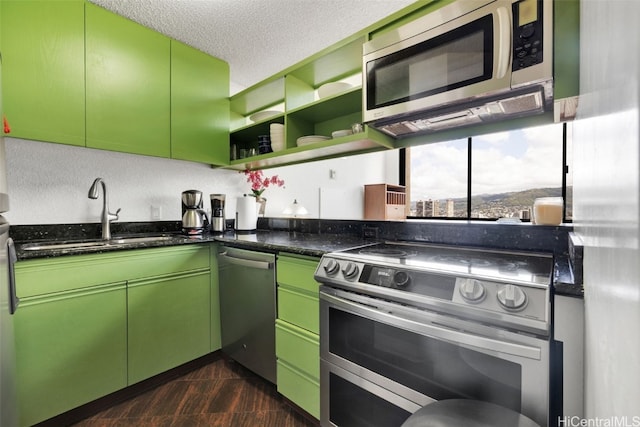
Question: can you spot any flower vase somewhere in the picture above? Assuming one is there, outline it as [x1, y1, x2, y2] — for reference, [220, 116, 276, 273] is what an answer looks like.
[256, 196, 266, 217]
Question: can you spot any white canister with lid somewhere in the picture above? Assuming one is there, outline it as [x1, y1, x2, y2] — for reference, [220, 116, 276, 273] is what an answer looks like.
[532, 197, 563, 225]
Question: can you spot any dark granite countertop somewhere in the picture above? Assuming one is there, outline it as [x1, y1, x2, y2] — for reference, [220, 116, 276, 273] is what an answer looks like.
[14, 231, 216, 260]
[13, 229, 378, 261]
[11, 220, 582, 297]
[554, 257, 583, 298]
[214, 231, 378, 258]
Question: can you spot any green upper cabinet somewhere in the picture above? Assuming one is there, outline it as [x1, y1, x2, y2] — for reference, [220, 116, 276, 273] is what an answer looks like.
[0, 0, 85, 146]
[171, 40, 230, 164]
[85, 3, 171, 157]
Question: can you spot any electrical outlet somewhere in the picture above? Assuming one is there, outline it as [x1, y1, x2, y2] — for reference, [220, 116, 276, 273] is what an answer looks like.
[329, 169, 337, 179]
[150, 205, 162, 220]
[362, 226, 379, 239]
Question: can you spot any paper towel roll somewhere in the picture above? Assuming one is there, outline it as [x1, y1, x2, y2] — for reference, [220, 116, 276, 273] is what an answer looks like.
[235, 195, 257, 232]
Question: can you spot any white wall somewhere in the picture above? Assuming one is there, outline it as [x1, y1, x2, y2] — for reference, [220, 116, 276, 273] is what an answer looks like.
[5, 137, 397, 225]
[573, 0, 640, 421]
[256, 150, 398, 220]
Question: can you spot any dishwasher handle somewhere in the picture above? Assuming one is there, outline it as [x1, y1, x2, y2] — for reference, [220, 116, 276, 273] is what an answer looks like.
[219, 251, 274, 270]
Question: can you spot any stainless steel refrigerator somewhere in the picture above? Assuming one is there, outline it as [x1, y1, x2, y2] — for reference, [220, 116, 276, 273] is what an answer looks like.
[0, 49, 19, 426]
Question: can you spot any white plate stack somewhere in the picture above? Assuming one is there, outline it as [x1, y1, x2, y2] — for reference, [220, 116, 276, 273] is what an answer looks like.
[270, 123, 285, 152]
[296, 135, 330, 146]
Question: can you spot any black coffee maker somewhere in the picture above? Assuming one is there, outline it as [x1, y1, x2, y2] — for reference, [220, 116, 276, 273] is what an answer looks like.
[181, 190, 209, 235]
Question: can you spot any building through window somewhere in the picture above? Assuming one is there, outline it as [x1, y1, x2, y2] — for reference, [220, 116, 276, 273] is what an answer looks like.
[407, 122, 572, 221]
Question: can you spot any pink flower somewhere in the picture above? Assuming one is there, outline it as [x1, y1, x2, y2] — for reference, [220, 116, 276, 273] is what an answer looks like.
[243, 169, 285, 197]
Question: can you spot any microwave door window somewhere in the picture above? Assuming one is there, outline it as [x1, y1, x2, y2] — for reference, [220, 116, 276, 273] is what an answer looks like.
[368, 14, 494, 110]
[374, 61, 410, 107]
[409, 31, 485, 97]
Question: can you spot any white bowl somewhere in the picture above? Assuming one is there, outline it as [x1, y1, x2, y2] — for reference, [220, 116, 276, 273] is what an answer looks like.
[297, 135, 330, 147]
[270, 124, 285, 151]
[271, 140, 285, 152]
[331, 129, 352, 138]
[249, 110, 281, 123]
[317, 82, 352, 99]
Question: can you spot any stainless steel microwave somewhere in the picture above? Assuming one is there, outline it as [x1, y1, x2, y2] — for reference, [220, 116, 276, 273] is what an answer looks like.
[363, 0, 553, 138]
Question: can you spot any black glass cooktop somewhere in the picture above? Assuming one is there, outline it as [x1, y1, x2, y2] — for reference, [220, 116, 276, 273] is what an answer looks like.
[339, 242, 554, 285]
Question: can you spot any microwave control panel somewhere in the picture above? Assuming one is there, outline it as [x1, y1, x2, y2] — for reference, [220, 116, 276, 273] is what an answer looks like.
[512, 0, 544, 71]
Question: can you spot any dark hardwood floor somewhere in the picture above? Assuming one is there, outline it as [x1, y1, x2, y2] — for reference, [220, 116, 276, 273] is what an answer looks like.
[71, 354, 318, 427]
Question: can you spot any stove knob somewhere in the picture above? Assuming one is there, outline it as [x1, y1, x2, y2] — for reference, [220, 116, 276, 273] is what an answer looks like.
[393, 271, 411, 288]
[497, 285, 527, 310]
[342, 262, 359, 280]
[459, 279, 485, 302]
[323, 259, 340, 276]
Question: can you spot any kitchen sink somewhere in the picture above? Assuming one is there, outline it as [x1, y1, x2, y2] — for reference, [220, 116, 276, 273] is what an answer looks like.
[21, 235, 176, 251]
[109, 235, 175, 244]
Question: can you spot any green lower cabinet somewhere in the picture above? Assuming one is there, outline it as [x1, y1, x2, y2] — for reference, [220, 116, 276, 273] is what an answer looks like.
[277, 359, 320, 419]
[276, 321, 320, 419]
[275, 253, 320, 419]
[14, 282, 127, 427]
[210, 245, 222, 352]
[276, 320, 319, 378]
[13, 244, 213, 425]
[278, 286, 319, 334]
[276, 254, 321, 335]
[127, 269, 211, 385]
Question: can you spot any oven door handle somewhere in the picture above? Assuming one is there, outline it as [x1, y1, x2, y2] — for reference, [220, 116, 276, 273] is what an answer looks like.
[322, 292, 542, 360]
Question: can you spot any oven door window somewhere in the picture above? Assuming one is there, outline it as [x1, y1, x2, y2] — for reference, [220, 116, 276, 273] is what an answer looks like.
[366, 14, 494, 110]
[330, 373, 411, 427]
[328, 307, 522, 412]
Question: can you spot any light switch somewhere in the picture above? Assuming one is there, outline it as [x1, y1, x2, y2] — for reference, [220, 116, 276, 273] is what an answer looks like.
[151, 205, 162, 220]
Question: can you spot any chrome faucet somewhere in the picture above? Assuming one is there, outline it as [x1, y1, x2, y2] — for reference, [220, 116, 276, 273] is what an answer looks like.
[88, 178, 121, 240]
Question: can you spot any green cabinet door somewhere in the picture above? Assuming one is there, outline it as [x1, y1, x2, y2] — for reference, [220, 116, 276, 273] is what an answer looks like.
[14, 282, 127, 427]
[1, 0, 85, 145]
[171, 40, 230, 164]
[210, 244, 222, 352]
[128, 269, 211, 385]
[275, 253, 321, 420]
[85, 3, 170, 157]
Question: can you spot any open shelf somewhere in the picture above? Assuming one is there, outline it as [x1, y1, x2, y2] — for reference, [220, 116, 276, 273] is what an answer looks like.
[226, 127, 394, 170]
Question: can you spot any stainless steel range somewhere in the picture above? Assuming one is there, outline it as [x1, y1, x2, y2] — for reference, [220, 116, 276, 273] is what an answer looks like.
[314, 241, 556, 427]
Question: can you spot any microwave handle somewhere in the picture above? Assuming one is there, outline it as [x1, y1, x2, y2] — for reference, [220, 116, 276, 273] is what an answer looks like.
[321, 291, 541, 360]
[495, 6, 512, 79]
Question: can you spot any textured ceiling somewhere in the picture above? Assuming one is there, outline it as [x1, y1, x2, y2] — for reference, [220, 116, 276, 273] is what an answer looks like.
[88, 0, 415, 94]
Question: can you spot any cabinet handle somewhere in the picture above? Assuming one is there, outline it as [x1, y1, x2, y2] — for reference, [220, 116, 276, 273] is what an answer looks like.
[7, 238, 20, 314]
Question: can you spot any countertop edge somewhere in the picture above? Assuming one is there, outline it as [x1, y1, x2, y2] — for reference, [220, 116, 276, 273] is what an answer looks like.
[14, 230, 582, 298]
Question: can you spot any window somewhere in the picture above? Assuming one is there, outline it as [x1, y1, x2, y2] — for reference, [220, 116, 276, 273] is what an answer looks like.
[407, 122, 572, 221]
[409, 138, 468, 218]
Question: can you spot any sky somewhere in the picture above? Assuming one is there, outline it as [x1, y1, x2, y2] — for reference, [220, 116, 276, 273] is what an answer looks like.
[410, 122, 565, 201]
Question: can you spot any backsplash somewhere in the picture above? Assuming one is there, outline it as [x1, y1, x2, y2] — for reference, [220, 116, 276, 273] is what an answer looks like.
[5, 138, 244, 225]
[5, 138, 397, 225]
[263, 217, 572, 257]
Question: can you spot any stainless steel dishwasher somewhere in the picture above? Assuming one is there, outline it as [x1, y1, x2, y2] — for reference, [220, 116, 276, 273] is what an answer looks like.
[218, 246, 276, 383]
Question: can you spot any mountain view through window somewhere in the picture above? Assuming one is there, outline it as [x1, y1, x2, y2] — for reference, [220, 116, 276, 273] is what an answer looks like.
[409, 123, 571, 220]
